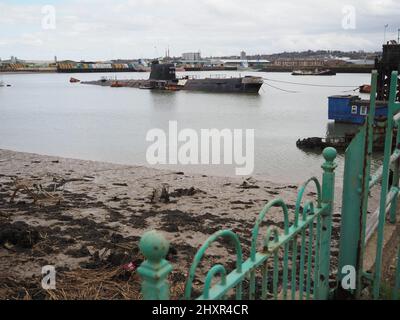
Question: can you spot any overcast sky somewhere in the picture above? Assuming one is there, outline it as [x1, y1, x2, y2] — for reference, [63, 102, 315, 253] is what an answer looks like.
[1, 0, 400, 61]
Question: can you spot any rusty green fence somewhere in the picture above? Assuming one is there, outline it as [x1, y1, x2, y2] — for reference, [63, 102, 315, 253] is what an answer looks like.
[137, 148, 337, 300]
[337, 70, 400, 300]
[136, 71, 400, 300]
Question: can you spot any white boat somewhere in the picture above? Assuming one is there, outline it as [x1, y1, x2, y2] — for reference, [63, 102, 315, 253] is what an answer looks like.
[0, 81, 4, 87]
[292, 68, 336, 76]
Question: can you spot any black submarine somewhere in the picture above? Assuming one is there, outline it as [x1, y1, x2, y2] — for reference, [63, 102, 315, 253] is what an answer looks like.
[82, 61, 264, 94]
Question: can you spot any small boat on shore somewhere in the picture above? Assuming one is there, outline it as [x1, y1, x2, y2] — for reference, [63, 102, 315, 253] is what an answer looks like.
[69, 77, 81, 83]
[296, 135, 354, 150]
[292, 69, 336, 76]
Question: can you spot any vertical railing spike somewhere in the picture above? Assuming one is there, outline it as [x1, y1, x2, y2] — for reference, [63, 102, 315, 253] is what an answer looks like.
[316, 147, 337, 300]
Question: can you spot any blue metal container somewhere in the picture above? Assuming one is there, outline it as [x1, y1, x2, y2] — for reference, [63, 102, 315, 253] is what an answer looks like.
[328, 95, 388, 124]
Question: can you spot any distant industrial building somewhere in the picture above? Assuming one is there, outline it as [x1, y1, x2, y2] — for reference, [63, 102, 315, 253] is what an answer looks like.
[182, 52, 202, 62]
[221, 59, 270, 69]
[178, 50, 269, 70]
[273, 58, 324, 67]
[221, 51, 269, 69]
[273, 58, 348, 68]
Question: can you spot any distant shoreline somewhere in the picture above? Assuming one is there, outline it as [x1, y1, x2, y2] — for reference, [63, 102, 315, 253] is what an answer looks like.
[0, 70, 57, 75]
[0, 69, 374, 75]
[261, 65, 374, 74]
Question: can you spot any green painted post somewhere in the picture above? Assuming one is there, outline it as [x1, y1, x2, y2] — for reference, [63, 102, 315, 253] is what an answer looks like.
[356, 72, 378, 298]
[336, 127, 366, 297]
[316, 147, 337, 300]
[137, 230, 173, 300]
[390, 73, 400, 225]
[373, 71, 398, 299]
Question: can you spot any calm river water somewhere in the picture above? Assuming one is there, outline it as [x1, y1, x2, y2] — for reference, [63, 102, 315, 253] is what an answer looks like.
[0, 71, 373, 183]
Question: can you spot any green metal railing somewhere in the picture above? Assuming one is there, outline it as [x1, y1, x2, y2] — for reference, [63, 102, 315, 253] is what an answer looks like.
[337, 70, 400, 300]
[137, 148, 337, 300]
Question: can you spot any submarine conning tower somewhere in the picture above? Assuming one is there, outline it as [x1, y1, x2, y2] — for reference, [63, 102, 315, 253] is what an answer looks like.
[149, 61, 176, 81]
[375, 41, 400, 102]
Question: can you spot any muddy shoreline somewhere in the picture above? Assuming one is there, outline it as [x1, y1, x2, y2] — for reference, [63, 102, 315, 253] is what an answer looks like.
[0, 149, 342, 300]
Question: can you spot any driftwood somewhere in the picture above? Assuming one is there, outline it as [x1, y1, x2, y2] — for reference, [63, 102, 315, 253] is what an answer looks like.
[10, 178, 63, 205]
[150, 183, 170, 203]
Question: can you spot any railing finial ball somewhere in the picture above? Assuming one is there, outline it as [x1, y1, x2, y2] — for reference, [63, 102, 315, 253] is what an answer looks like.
[323, 147, 337, 162]
[139, 230, 170, 262]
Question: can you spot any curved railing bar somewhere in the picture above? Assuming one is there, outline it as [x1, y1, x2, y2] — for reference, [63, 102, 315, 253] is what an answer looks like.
[203, 264, 228, 300]
[184, 230, 243, 300]
[294, 177, 322, 228]
[251, 198, 289, 261]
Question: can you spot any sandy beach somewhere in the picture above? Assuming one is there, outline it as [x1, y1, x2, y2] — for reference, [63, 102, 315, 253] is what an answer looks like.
[0, 149, 343, 299]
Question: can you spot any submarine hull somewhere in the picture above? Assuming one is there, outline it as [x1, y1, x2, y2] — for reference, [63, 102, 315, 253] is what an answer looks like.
[82, 62, 264, 94]
[82, 78, 263, 93]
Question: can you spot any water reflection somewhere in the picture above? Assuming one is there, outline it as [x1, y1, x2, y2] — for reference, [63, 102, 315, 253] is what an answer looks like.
[149, 90, 178, 110]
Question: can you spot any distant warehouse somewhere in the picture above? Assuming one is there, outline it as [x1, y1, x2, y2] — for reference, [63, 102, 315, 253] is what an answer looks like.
[57, 61, 150, 73]
[182, 52, 202, 61]
[272, 58, 348, 67]
[221, 59, 270, 69]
